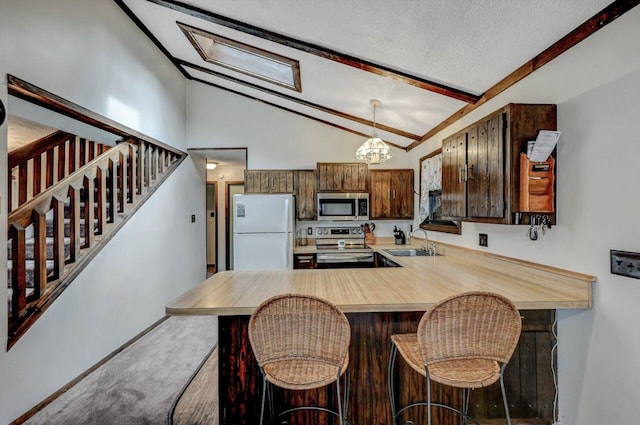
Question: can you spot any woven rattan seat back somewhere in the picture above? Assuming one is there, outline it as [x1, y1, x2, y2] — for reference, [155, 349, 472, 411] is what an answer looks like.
[249, 293, 351, 370]
[388, 291, 523, 425]
[417, 291, 522, 366]
[249, 293, 352, 425]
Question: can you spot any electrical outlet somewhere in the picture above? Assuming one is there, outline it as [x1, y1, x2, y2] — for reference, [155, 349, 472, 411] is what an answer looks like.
[610, 250, 640, 279]
[479, 233, 488, 247]
[191, 214, 196, 223]
[307, 227, 313, 235]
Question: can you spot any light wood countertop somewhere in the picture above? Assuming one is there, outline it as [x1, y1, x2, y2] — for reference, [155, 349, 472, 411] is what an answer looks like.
[167, 241, 595, 316]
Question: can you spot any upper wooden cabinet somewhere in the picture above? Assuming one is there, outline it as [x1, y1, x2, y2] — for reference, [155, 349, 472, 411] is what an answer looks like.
[441, 103, 557, 224]
[370, 169, 414, 219]
[295, 170, 316, 220]
[244, 170, 294, 194]
[317, 162, 368, 192]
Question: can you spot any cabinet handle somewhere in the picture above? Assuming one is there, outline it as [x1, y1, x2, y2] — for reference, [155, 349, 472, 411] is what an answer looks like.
[458, 166, 463, 183]
[393, 190, 396, 199]
[464, 164, 469, 182]
[388, 190, 391, 199]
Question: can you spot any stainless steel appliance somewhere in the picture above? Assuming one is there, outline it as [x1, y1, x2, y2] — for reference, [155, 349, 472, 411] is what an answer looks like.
[315, 226, 374, 268]
[317, 193, 369, 221]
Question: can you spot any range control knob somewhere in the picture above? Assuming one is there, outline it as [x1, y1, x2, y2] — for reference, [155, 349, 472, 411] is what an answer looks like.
[357, 228, 363, 234]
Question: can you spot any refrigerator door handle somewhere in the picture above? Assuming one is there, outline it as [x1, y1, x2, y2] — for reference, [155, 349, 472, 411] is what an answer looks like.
[285, 197, 290, 268]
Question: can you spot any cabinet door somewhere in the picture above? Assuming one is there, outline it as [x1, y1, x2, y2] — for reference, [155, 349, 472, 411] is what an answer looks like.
[317, 163, 368, 192]
[343, 163, 368, 192]
[295, 170, 316, 220]
[441, 133, 467, 218]
[244, 170, 266, 193]
[370, 170, 391, 219]
[271, 170, 294, 193]
[370, 169, 414, 219]
[245, 170, 294, 193]
[317, 163, 334, 191]
[391, 169, 414, 219]
[467, 115, 504, 217]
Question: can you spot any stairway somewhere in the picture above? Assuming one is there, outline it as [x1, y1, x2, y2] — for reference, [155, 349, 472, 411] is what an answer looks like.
[7, 209, 93, 314]
[6, 139, 184, 348]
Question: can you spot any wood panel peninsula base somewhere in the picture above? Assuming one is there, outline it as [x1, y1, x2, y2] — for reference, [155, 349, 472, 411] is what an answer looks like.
[166, 243, 595, 425]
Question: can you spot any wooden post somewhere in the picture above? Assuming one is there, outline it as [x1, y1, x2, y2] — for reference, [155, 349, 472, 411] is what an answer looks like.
[137, 141, 145, 195]
[129, 144, 137, 201]
[107, 159, 116, 223]
[32, 208, 48, 298]
[68, 185, 81, 262]
[33, 154, 42, 197]
[82, 174, 95, 249]
[52, 197, 66, 280]
[95, 166, 106, 235]
[118, 151, 126, 213]
[68, 137, 77, 174]
[10, 224, 27, 319]
[18, 163, 28, 206]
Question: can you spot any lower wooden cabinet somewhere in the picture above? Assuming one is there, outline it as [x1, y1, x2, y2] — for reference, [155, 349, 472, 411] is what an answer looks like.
[293, 253, 316, 269]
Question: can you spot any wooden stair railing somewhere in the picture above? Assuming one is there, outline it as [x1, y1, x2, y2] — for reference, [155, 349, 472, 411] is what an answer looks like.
[8, 131, 109, 212]
[7, 139, 184, 349]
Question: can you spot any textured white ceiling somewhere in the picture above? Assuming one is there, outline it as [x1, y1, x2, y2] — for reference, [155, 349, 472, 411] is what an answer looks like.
[120, 0, 613, 147]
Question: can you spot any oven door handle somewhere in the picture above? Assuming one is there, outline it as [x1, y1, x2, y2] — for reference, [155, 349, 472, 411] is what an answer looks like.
[317, 254, 373, 263]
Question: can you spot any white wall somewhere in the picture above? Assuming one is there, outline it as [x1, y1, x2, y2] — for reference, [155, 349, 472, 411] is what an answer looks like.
[408, 8, 640, 425]
[0, 1, 204, 423]
[187, 84, 415, 244]
[187, 83, 412, 170]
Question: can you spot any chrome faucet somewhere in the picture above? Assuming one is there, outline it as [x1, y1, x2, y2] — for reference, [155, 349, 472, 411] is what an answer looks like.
[410, 228, 429, 253]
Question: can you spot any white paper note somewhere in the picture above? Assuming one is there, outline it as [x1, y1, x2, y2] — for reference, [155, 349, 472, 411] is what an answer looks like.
[529, 130, 561, 162]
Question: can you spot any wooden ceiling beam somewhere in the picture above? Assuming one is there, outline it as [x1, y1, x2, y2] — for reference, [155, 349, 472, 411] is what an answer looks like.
[406, 0, 640, 151]
[144, 0, 480, 104]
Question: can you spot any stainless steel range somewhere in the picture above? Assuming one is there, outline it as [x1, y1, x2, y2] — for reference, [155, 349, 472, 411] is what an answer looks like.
[315, 226, 375, 268]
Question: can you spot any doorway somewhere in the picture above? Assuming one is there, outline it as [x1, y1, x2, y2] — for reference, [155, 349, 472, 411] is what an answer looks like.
[226, 182, 244, 270]
[206, 182, 218, 277]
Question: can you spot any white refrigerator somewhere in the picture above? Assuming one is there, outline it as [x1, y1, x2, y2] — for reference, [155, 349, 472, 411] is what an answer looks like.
[233, 194, 295, 270]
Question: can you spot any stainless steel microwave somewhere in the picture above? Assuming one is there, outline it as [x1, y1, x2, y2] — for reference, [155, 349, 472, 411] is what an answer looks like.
[317, 193, 369, 221]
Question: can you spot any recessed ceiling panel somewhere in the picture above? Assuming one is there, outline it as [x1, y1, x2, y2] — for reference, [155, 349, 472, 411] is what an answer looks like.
[178, 22, 301, 92]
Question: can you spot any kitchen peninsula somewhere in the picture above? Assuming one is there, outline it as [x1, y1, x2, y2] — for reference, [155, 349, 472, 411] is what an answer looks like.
[166, 243, 595, 425]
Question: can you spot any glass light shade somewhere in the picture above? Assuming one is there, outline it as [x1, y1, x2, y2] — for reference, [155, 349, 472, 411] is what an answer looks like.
[355, 137, 393, 165]
[206, 162, 217, 170]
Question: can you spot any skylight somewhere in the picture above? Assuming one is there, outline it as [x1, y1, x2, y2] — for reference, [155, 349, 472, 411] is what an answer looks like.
[179, 23, 301, 92]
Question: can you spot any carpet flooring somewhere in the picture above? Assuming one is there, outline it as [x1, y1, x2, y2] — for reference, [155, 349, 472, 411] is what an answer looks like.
[24, 315, 218, 425]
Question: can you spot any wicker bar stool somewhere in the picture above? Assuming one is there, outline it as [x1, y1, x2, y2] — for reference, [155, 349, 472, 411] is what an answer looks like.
[388, 291, 522, 425]
[248, 293, 351, 425]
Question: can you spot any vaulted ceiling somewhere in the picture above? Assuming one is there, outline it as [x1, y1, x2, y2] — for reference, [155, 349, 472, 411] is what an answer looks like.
[115, 0, 633, 151]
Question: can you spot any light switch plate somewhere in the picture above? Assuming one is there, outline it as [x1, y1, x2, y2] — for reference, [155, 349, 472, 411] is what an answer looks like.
[610, 250, 640, 279]
[479, 233, 488, 247]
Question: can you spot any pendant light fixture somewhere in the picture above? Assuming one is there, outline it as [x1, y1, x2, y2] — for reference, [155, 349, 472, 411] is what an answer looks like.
[356, 99, 393, 165]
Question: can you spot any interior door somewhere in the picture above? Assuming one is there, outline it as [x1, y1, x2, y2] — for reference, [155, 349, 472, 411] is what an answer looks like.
[206, 183, 217, 268]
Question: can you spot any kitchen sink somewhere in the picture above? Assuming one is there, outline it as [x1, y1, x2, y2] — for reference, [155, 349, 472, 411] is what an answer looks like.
[383, 248, 440, 257]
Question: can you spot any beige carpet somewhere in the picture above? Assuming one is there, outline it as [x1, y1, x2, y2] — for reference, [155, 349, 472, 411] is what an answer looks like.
[24, 316, 218, 425]
[170, 346, 218, 425]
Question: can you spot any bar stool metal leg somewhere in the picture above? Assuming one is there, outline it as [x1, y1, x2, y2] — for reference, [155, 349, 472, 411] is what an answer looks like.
[499, 364, 512, 425]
